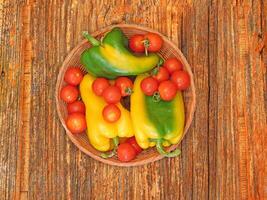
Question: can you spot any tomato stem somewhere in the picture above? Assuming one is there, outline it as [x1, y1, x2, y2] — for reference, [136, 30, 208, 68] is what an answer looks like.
[152, 92, 161, 102]
[143, 39, 150, 56]
[151, 57, 164, 76]
[125, 87, 133, 96]
[100, 137, 119, 158]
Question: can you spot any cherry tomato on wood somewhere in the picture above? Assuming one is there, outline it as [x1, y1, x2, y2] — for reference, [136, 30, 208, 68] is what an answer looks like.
[92, 78, 110, 96]
[171, 70, 191, 91]
[66, 113, 87, 134]
[126, 137, 142, 154]
[152, 67, 169, 82]
[158, 80, 177, 101]
[117, 143, 137, 162]
[64, 67, 84, 86]
[163, 58, 183, 74]
[129, 34, 145, 53]
[102, 86, 122, 104]
[115, 77, 133, 97]
[144, 33, 163, 52]
[60, 85, 79, 103]
[102, 104, 121, 123]
[140, 77, 158, 96]
[67, 100, 85, 114]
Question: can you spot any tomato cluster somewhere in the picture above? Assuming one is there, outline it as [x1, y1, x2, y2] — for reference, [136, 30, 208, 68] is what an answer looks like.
[117, 137, 142, 162]
[129, 32, 163, 54]
[140, 57, 191, 101]
[60, 67, 86, 134]
[92, 76, 133, 123]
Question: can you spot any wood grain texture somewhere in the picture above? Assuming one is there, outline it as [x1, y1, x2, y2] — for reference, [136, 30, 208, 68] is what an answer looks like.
[0, 0, 266, 199]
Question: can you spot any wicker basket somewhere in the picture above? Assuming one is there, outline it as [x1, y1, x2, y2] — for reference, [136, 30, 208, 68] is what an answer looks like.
[56, 24, 196, 167]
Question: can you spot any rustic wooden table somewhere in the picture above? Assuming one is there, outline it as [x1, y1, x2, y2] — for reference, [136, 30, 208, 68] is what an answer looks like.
[0, 0, 266, 199]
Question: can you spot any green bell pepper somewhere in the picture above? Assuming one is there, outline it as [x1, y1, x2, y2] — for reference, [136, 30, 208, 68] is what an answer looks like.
[80, 27, 160, 79]
[131, 74, 185, 157]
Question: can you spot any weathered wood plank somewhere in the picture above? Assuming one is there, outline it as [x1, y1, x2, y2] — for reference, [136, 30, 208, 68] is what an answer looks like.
[207, 0, 219, 199]
[212, 1, 240, 199]
[242, 0, 266, 199]
[207, 1, 267, 200]
[0, 0, 24, 199]
[189, 1, 209, 200]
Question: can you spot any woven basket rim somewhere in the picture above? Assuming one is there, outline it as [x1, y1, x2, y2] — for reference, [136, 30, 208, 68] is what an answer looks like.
[55, 24, 196, 167]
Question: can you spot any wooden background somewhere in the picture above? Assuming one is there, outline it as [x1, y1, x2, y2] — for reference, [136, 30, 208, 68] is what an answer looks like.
[0, 0, 266, 199]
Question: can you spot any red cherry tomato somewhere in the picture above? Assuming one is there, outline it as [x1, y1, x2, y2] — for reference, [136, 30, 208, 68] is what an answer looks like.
[64, 67, 84, 86]
[144, 33, 163, 52]
[152, 67, 169, 82]
[171, 70, 191, 90]
[163, 58, 183, 74]
[115, 77, 133, 97]
[158, 80, 177, 101]
[140, 77, 158, 96]
[102, 86, 122, 104]
[60, 85, 79, 103]
[66, 113, 86, 134]
[92, 78, 110, 96]
[67, 100, 85, 114]
[102, 104, 121, 123]
[117, 143, 137, 162]
[129, 34, 145, 53]
[126, 137, 142, 154]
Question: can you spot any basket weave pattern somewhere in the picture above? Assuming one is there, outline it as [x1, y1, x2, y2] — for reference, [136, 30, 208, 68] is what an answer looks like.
[56, 24, 196, 166]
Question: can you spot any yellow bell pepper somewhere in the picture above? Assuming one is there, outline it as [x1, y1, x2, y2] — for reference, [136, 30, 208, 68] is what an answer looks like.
[131, 74, 185, 157]
[80, 74, 134, 152]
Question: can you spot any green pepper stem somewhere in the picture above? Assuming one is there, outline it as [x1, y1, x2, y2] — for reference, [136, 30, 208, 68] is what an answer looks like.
[100, 137, 119, 158]
[83, 31, 101, 46]
[150, 139, 181, 157]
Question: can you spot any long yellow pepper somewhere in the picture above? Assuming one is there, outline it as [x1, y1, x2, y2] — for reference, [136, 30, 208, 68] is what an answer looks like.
[80, 74, 133, 152]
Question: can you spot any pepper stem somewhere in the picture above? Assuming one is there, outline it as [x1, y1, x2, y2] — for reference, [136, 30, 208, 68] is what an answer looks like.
[100, 137, 119, 158]
[150, 139, 181, 157]
[82, 31, 101, 46]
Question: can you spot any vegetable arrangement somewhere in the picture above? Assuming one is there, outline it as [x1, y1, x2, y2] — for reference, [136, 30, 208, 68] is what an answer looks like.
[60, 27, 191, 162]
